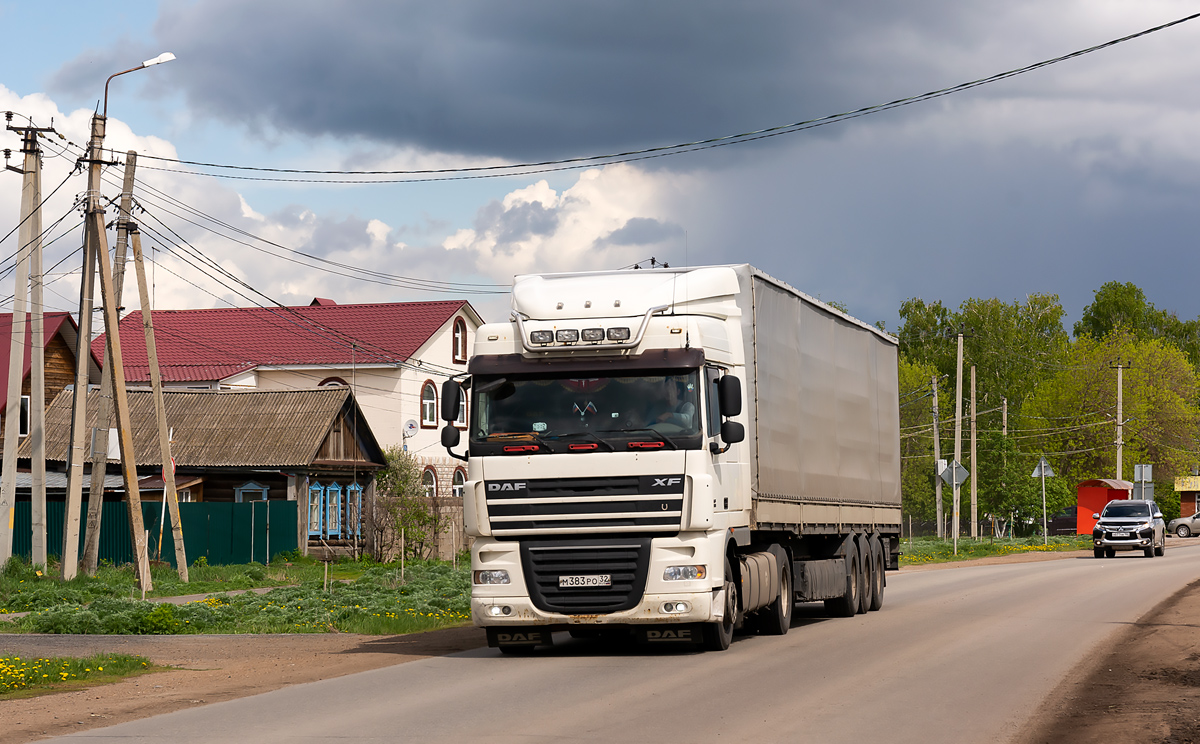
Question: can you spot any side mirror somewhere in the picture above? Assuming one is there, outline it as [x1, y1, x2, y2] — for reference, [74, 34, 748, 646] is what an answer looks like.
[721, 421, 745, 445]
[441, 425, 461, 449]
[1092, 513, 1100, 520]
[441, 379, 462, 423]
[1153, 512, 1163, 520]
[718, 375, 742, 418]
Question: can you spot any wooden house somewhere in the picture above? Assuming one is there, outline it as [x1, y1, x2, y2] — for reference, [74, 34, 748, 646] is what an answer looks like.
[0, 312, 101, 442]
[23, 386, 386, 556]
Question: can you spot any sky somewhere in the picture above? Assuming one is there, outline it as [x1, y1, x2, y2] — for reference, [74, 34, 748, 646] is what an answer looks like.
[2, 0, 1200, 332]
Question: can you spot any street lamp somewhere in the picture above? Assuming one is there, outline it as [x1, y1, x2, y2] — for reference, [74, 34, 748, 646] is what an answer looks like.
[103, 52, 176, 118]
[61, 52, 176, 583]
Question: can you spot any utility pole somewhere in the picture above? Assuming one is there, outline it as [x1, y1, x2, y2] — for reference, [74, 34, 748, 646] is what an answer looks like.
[130, 218, 188, 579]
[970, 365, 977, 539]
[931, 376, 942, 538]
[1114, 362, 1128, 481]
[953, 330, 964, 551]
[81, 151, 136, 575]
[0, 120, 52, 568]
[1000, 396, 1007, 538]
[63, 112, 150, 589]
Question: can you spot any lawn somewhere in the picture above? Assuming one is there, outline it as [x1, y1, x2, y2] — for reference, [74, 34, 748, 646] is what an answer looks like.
[1, 556, 470, 636]
[1, 652, 154, 698]
[898, 535, 1093, 566]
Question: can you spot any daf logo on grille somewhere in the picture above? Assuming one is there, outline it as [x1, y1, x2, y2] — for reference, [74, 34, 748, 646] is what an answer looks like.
[653, 477, 682, 488]
[488, 482, 527, 492]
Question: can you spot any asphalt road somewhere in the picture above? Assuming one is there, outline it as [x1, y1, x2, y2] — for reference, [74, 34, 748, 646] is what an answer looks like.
[50, 542, 1200, 744]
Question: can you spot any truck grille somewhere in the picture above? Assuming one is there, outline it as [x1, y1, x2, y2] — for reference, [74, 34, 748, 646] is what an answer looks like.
[485, 475, 684, 536]
[520, 538, 651, 614]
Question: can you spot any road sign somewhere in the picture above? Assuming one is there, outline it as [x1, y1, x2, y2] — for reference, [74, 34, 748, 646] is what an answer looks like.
[939, 459, 969, 487]
[1031, 457, 1054, 478]
[1134, 464, 1152, 483]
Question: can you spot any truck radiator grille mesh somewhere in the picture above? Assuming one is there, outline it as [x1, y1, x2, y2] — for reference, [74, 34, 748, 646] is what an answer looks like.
[486, 475, 684, 536]
[520, 538, 652, 614]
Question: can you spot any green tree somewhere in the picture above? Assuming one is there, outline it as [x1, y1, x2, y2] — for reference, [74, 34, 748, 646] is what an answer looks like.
[975, 430, 1074, 536]
[367, 446, 440, 561]
[1076, 280, 1200, 368]
[898, 356, 942, 521]
[1022, 330, 1200, 485]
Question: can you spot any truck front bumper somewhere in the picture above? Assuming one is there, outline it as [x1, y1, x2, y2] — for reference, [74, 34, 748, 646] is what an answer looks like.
[472, 589, 716, 627]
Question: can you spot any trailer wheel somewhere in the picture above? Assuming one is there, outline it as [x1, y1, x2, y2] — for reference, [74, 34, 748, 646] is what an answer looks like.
[857, 536, 873, 615]
[868, 537, 885, 612]
[759, 554, 793, 635]
[824, 543, 859, 618]
[703, 557, 737, 651]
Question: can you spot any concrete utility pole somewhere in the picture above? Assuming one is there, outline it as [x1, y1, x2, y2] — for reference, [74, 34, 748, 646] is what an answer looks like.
[970, 365, 977, 539]
[0, 121, 51, 568]
[130, 221, 188, 579]
[932, 376, 942, 538]
[1114, 362, 1128, 481]
[81, 151, 137, 576]
[953, 331, 964, 548]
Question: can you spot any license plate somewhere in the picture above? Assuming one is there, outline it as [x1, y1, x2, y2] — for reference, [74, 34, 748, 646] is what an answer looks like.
[559, 574, 611, 588]
[1112, 532, 1129, 537]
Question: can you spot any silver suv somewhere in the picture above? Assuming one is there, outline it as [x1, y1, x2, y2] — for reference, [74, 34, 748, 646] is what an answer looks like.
[1092, 500, 1165, 558]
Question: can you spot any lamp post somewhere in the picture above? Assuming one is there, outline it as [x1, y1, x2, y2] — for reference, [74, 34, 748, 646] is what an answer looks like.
[61, 53, 175, 583]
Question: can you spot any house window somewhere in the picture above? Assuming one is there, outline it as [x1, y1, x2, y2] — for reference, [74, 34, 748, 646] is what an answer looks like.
[422, 468, 437, 499]
[455, 387, 467, 428]
[452, 318, 468, 363]
[452, 469, 465, 498]
[19, 394, 29, 437]
[325, 482, 343, 536]
[177, 489, 193, 503]
[234, 481, 269, 502]
[346, 483, 363, 537]
[421, 381, 438, 427]
[308, 481, 324, 536]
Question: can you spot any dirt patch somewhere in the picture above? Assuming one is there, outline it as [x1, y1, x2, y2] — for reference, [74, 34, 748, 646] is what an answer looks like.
[0, 626, 486, 744]
[1017, 576, 1200, 744]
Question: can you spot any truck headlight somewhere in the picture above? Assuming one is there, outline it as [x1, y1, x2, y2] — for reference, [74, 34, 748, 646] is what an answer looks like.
[556, 329, 579, 343]
[529, 330, 553, 344]
[474, 570, 511, 585]
[606, 327, 631, 341]
[663, 565, 706, 581]
[581, 328, 605, 342]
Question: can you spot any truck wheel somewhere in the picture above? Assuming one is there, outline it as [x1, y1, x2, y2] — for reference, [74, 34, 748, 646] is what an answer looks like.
[868, 537, 885, 612]
[703, 557, 737, 651]
[759, 555, 792, 635]
[824, 543, 859, 618]
[857, 536, 873, 615]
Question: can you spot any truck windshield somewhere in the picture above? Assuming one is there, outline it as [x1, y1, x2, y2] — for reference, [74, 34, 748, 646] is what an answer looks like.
[471, 370, 703, 453]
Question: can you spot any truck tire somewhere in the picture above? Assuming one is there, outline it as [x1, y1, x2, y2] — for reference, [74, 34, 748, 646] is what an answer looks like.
[824, 543, 860, 618]
[703, 557, 737, 651]
[868, 536, 885, 612]
[856, 535, 873, 615]
[758, 553, 792, 635]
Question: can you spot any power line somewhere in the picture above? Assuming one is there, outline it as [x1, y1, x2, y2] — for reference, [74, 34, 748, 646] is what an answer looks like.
[103, 10, 1200, 184]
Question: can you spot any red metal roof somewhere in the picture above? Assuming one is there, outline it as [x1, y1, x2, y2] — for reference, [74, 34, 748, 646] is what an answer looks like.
[0, 312, 80, 392]
[94, 300, 475, 383]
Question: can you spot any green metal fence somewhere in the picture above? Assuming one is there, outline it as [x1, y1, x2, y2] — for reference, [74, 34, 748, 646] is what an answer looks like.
[10, 500, 297, 567]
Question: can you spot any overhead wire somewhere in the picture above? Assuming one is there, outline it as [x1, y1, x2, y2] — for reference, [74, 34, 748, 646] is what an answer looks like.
[108, 11, 1200, 184]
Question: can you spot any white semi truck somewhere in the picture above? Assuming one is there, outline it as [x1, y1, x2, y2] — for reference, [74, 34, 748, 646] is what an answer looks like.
[439, 264, 901, 651]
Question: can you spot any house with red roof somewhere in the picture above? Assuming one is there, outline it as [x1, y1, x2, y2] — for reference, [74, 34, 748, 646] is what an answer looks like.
[0, 312, 101, 443]
[94, 299, 483, 557]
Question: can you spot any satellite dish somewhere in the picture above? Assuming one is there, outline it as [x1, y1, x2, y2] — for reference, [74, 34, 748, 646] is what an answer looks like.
[404, 419, 418, 437]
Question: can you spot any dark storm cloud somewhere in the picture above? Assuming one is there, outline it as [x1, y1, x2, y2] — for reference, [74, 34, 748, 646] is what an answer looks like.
[50, 0, 976, 160]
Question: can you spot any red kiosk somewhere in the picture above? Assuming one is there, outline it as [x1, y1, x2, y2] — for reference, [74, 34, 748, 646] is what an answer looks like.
[1076, 479, 1133, 534]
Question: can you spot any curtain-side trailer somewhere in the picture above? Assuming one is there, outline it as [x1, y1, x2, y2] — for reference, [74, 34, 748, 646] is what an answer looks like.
[439, 264, 901, 651]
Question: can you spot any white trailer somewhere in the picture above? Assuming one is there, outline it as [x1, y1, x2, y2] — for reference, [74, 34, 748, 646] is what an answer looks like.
[440, 264, 901, 651]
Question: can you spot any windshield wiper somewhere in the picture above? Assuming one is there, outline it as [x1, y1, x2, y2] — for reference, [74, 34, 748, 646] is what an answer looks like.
[598, 427, 678, 450]
[551, 430, 616, 452]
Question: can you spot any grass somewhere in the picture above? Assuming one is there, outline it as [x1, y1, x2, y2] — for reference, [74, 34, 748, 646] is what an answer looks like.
[899, 535, 1093, 566]
[1, 559, 471, 636]
[0, 652, 154, 698]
